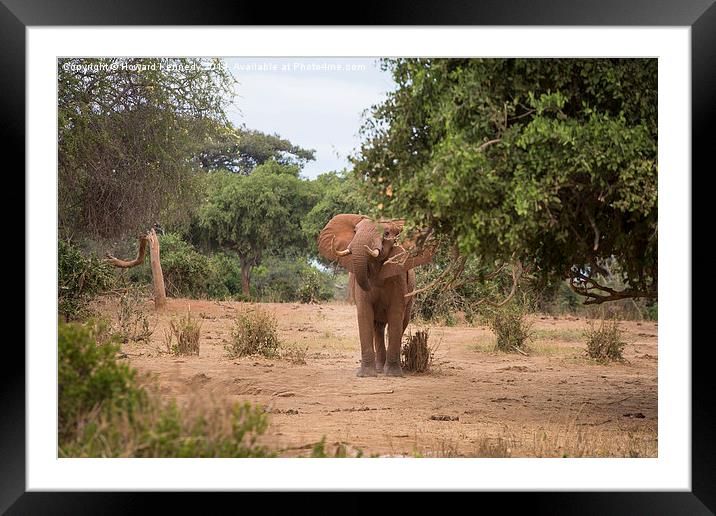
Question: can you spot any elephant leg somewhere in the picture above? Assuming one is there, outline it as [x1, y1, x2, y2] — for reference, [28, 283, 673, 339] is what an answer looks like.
[374, 322, 387, 372]
[384, 310, 404, 377]
[356, 301, 377, 377]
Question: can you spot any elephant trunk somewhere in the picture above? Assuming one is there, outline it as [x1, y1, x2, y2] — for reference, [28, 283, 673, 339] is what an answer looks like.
[352, 252, 371, 291]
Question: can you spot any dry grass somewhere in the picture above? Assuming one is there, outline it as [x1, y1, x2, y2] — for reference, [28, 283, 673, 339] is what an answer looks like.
[532, 328, 585, 342]
[530, 422, 656, 458]
[584, 320, 627, 363]
[165, 311, 202, 355]
[401, 329, 435, 373]
[228, 306, 282, 358]
[280, 345, 308, 365]
[115, 288, 154, 343]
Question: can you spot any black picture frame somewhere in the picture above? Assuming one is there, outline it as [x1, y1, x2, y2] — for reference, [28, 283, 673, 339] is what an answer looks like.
[7, 0, 710, 512]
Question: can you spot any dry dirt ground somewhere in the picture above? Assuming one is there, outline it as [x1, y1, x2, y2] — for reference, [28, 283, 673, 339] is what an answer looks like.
[95, 297, 658, 458]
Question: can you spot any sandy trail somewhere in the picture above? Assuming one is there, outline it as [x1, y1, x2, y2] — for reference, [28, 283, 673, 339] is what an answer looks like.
[97, 297, 658, 457]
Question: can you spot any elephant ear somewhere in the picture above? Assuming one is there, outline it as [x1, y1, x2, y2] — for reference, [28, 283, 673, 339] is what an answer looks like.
[379, 233, 436, 280]
[317, 214, 367, 269]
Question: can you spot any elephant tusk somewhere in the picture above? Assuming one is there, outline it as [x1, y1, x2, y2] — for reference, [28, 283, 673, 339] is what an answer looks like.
[331, 236, 351, 256]
[364, 245, 380, 258]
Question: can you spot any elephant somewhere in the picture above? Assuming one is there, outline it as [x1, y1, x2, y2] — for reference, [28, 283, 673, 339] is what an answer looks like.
[318, 214, 434, 377]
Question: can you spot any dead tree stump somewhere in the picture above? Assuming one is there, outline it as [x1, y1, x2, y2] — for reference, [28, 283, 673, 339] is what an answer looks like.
[106, 226, 166, 311]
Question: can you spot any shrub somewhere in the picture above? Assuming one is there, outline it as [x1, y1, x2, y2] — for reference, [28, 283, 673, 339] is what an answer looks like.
[158, 233, 227, 298]
[412, 256, 499, 325]
[584, 320, 627, 362]
[60, 399, 272, 458]
[127, 233, 228, 299]
[252, 256, 334, 303]
[58, 320, 272, 457]
[488, 305, 533, 353]
[401, 329, 434, 373]
[58, 321, 145, 439]
[58, 239, 115, 321]
[228, 307, 282, 358]
[115, 286, 153, 343]
[166, 312, 202, 355]
[645, 301, 658, 321]
[208, 251, 244, 297]
[297, 268, 333, 304]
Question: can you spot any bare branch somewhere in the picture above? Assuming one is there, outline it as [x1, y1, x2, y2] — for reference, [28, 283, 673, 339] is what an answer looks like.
[568, 268, 656, 305]
[483, 258, 523, 308]
[477, 138, 501, 153]
[404, 245, 461, 298]
[403, 264, 454, 298]
[105, 235, 147, 268]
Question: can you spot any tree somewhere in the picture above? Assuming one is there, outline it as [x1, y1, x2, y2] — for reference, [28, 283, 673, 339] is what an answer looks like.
[58, 57, 236, 240]
[354, 58, 657, 304]
[197, 125, 316, 174]
[301, 170, 372, 261]
[197, 162, 319, 296]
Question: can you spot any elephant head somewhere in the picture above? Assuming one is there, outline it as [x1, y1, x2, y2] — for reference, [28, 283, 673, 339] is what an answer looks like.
[317, 214, 434, 291]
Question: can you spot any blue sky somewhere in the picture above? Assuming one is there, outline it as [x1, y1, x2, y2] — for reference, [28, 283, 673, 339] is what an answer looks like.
[223, 58, 396, 179]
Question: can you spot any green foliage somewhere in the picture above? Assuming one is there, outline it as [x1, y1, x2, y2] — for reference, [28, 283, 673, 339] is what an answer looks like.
[207, 251, 244, 296]
[301, 170, 372, 261]
[228, 307, 282, 358]
[197, 124, 316, 174]
[59, 320, 271, 457]
[59, 58, 237, 240]
[355, 58, 657, 300]
[126, 232, 229, 299]
[58, 320, 145, 439]
[412, 248, 518, 325]
[58, 239, 115, 321]
[252, 256, 333, 303]
[158, 233, 227, 298]
[297, 268, 334, 304]
[645, 301, 658, 321]
[584, 320, 627, 362]
[488, 304, 534, 353]
[197, 165, 320, 295]
[61, 397, 272, 458]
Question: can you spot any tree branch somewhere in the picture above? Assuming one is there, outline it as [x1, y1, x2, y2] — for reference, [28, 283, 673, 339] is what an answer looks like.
[477, 138, 501, 153]
[568, 269, 656, 305]
[105, 235, 147, 268]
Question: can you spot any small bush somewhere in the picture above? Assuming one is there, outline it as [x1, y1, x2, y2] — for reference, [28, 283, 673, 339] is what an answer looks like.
[61, 399, 272, 458]
[488, 305, 533, 353]
[158, 233, 227, 298]
[584, 320, 627, 362]
[58, 321, 272, 457]
[166, 312, 202, 355]
[401, 330, 434, 373]
[58, 239, 115, 321]
[227, 307, 282, 358]
[58, 321, 145, 439]
[297, 268, 333, 304]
